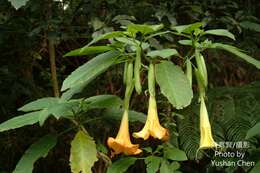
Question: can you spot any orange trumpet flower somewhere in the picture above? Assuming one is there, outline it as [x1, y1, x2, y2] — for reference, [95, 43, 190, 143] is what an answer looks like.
[107, 110, 142, 155]
[133, 95, 169, 141]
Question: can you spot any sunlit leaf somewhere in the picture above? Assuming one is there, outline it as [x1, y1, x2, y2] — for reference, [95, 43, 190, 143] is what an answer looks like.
[70, 131, 98, 173]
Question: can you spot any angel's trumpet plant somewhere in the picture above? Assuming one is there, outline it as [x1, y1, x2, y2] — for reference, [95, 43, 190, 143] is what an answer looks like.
[199, 97, 218, 149]
[133, 63, 169, 141]
[107, 62, 142, 156]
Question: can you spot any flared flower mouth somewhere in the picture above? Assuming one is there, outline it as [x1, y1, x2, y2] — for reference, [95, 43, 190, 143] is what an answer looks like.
[133, 95, 169, 141]
[107, 110, 142, 156]
[199, 97, 218, 149]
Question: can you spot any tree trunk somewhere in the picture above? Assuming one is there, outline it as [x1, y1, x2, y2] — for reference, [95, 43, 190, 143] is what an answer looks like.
[48, 38, 60, 97]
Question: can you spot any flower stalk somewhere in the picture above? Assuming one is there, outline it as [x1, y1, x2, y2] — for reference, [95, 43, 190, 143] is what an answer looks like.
[107, 61, 142, 156]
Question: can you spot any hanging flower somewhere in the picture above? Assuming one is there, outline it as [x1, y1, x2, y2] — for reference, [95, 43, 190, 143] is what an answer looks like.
[199, 97, 218, 149]
[133, 95, 169, 141]
[107, 110, 142, 156]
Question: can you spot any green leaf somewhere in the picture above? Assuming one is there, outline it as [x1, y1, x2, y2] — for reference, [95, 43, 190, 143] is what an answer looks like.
[210, 43, 260, 69]
[155, 61, 193, 109]
[64, 46, 114, 57]
[8, 0, 29, 9]
[204, 29, 235, 40]
[127, 24, 164, 36]
[115, 37, 150, 50]
[87, 31, 125, 46]
[178, 40, 192, 46]
[240, 21, 260, 32]
[171, 22, 202, 34]
[103, 108, 146, 123]
[250, 161, 260, 173]
[107, 157, 137, 173]
[13, 134, 57, 173]
[246, 122, 260, 139]
[46, 100, 80, 119]
[18, 97, 60, 112]
[83, 95, 122, 110]
[145, 156, 162, 173]
[164, 147, 188, 161]
[159, 160, 171, 173]
[61, 83, 86, 100]
[70, 131, 98, 173]
[147, 49, 179, 59]
[0, 111, 40, 132]
[61, 50, 121, 91]
[170, 162, 180, 170]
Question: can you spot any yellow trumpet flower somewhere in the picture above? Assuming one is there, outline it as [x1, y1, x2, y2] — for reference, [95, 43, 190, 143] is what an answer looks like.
[107, 110, 142, 156]
[199, 97, 218, 149]
[133, 95, 169, 141]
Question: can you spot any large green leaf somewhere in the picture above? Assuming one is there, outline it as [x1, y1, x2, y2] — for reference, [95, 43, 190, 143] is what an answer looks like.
[163, 147, 188, 161]
[70, 131, 98, 173]
[210, 43, 260, 69]
[246, 122, 260, 139]
[147, 49, 179, 59]
[18, 97, 60, 112]
[61, 50, 121, 91]
[8, 0, 29, 9]
[204, 29, 235, 40]
[145, 156, 162, 173]
[155, 61, 193, 109]
[13, 135, 57, 173]
[64, 46, 114, 57]
[107, 157, 137, 173]
[0, 111, 40, 132]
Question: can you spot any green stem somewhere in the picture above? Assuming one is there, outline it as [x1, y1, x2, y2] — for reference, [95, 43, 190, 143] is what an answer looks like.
[148, 63, 156, 96]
